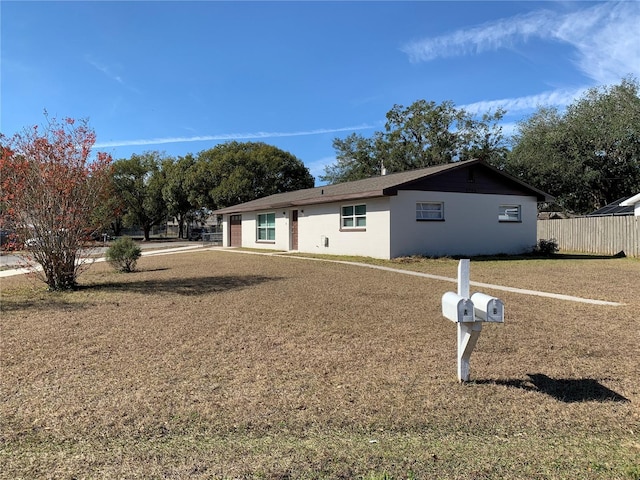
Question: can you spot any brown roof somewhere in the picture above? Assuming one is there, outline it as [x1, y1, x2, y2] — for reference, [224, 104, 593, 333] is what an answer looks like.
[213, 159, 551, 214]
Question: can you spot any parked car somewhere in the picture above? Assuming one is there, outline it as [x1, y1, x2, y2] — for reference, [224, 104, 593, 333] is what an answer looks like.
[0, 230, 20, 251]
[24, 237, 42, 248]
[88, 231, 115, 242]
[189, 227, 205, 241]
[24, 229, 68, 249]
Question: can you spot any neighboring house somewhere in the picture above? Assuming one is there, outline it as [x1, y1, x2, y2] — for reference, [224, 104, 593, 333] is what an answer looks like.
[587, 196, 636, 217]
[213, 159, 551, 259]
[537, 211, 573, 220]
[619, 193, 640, 217]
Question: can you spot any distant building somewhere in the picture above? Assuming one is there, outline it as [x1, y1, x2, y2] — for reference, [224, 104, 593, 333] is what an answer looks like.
[619, 193, 640, 217]
[587, 196, 637, 217]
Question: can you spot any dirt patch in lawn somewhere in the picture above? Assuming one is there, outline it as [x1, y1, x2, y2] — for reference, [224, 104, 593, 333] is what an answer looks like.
[1, 251, 638, 479]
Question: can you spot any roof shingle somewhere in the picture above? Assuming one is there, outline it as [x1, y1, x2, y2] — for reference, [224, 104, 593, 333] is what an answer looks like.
[214, 159, 550, 214]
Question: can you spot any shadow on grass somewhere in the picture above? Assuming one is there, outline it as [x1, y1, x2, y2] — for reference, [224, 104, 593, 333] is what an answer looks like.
[0, 296, 90, 314]
[82, 274, 282, 296]
[479, 374, 630, 403]
[1, 275, 282, 313]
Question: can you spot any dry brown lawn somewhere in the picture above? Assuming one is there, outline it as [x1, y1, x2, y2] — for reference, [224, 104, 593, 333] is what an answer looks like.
[1, 250, 639, 479]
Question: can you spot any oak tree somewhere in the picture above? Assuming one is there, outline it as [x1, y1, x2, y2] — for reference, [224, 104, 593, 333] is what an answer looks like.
[193, 142, 314, 209]
[506, 78, 640, 214]
[161, 154, 197, 239]
[322, 100, 506, 184]
[112, 152, 168, 241]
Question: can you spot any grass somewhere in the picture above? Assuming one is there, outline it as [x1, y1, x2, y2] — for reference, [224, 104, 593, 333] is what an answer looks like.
[1, 250, 639, 479]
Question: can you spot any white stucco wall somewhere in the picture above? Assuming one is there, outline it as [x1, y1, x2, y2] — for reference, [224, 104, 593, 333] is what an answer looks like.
[220, 198, 391, 257]
[388, 191, 538, 257]
[296, 197, 391, 258]
[219, 191, 538, 258]
[219, 212, 288, 251]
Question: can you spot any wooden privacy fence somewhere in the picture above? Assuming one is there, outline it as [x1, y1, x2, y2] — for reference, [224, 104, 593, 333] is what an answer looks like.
[538, 216, 640, 257]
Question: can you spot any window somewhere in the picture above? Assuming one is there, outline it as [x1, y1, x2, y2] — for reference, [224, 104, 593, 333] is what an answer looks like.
[257, 213, 276, 241]
[416, 202, 444, 221]
[499, 205, 521, 222]
[341, 204, 366, 229]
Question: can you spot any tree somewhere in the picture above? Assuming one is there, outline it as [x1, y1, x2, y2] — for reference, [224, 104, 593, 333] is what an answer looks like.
[112, 152, 168, 241]
[0, 114, 113, 290]
[324, 132, 387, 183]
[459, 110, 509, 163]
[193, 142, 314, 209]
[506, 78, 640, 214]
[321, 99, 506, 184]
[162, 154, 197, 239]
[384, 100, 463, 169]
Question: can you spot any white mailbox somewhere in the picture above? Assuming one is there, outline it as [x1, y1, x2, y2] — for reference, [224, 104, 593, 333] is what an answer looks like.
[441, 292, 475, 323]
[470, 292, 504, 323]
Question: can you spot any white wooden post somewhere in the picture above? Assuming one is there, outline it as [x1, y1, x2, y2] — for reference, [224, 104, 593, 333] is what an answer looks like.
[441, 260, 504, 382]
[456, 259, 482, 382]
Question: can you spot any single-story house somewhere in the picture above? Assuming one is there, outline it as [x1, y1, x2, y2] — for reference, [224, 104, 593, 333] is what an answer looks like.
[213, 159, 552, 259]
[619, 193, 640, 216]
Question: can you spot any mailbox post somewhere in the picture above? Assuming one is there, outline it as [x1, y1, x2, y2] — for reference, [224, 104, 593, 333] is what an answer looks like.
[441, 259, 504, 382]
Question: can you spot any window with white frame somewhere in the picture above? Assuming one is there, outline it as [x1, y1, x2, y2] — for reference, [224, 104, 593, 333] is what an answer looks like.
[416, 202, 444, 221]
[257, 213, 276, 241]
[341, 204, 366, 229]
[498, 205, 521, 222]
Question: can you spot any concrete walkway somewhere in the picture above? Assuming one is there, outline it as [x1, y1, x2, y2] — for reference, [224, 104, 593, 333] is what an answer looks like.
[213, 248, 624, 307]
[281, 255, 624, 306]
[0, 245, 202, 278]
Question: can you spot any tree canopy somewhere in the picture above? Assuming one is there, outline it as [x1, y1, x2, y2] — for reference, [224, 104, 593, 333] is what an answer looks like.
[321, 99, 507, 184]
[505, 78, 640, 214]
[161, 154, 197, 239]
[193, 141, 314, 210]
[112, 152, 168, 241]
[107, 143, 312, 238]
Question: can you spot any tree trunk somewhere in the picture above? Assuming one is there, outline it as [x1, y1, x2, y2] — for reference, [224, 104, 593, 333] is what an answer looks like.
[178, 215, 185, 239]
[41, 250, 78, 290]
[111, 217, 123, 236]
[143, 225, 151, 241]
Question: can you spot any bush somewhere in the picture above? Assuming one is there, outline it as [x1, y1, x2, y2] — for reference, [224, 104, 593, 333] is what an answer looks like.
[533, 238, 559, 256]
[105, 237, 142, 272]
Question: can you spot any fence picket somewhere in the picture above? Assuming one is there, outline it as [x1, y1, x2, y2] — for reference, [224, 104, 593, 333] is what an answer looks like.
[538, 216, 639, 257]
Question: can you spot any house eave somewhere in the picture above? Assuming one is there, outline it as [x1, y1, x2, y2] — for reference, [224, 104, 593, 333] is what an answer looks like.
[213, 159, 554, 215]
[620, 193, 640, 206]
[214, 190, 385, 215]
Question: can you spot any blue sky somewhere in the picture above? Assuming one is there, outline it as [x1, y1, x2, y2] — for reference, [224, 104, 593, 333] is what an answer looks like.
[2, 1, 639, 184]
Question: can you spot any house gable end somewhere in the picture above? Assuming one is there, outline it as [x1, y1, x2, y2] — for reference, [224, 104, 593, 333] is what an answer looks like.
[385, 163, 548, 200]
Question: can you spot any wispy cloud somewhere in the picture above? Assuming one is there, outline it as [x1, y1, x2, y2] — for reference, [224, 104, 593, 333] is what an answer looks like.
[555, 2, 640, 85]
[85, 55, 141, 94]
[86, 56, 124, 84]
[94, 125, 374, 149]
[403, 9, 554, 62]
[461, 87, 588, 115]
[402, 2, 640, 84]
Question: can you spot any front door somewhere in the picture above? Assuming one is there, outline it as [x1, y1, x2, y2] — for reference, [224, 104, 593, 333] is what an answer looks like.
[229, 215, 242, 247]
[291, 210, 298, 250]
